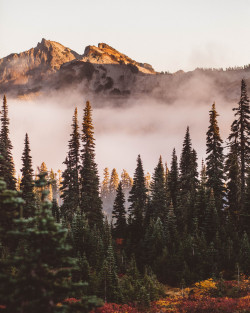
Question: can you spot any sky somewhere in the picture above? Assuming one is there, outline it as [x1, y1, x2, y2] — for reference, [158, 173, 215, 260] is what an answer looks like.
[1, 0, 250, 72]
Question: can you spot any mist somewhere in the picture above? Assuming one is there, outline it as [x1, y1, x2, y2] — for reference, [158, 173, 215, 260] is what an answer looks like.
[8, 77, 238, 180]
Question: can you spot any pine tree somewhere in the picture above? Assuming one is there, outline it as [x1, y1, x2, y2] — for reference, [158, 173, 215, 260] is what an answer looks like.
[180, 127, 198, 196]
[20, 133, 35, 218]
[121, 169, 132, 190]
[206, 103, 225, 211]
[112, 182, 127, 239]
[101, 167, 110, 199]
[178, 128, 198, 230]
[169, 148, 179, 209]
[109, 168, 119, 193]
[228, 79, 250, 211]
[128, 155, 147, 241]
[0, 176, 24, 250]
[195, 160, 207, 231]
[148, 156, 167, 221]
[0, 95, 16, 190]
[203, 190, 219, 243]
[61, 108, 80, 220]
[80, 101, 103, 228]
[0, 172, 101, 313]
[226, 139, 241, 222]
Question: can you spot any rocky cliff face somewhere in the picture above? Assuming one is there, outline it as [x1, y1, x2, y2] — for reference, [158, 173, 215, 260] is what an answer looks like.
[0, 39, 156, 97]
[0, 39, 79, 89]
[82, 43, 155, 74]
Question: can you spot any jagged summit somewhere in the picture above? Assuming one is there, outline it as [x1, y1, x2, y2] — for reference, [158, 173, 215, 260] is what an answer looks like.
[82, 43, 155, 74]
[0, 38, 79, 88]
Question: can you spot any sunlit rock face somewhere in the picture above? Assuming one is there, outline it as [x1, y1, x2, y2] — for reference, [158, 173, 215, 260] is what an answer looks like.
[0, 39, 79, 93]
[1, 38, 250, 103]
[82, 43, 155, 74]
[0, 39, 156, 98]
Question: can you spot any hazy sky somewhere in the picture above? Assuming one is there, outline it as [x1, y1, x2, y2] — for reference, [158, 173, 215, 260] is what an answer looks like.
[1, 0, 250, 72]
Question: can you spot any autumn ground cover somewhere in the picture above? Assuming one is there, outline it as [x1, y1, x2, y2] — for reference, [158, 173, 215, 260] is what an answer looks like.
[91, 278, 250, 313]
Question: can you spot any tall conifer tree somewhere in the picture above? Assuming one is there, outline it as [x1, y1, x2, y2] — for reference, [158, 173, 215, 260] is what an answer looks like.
[61, 108, 80, 220]
[169, 148, 179, 209]
[128, 155, 147, 241]
[20, 133, 35, 218]
[0, 95, 16, 190]
[206, 103, 225, 211]
[112, 182, 127, 239]
[149, 156, 167, 221]
[80, 101, 103, 228]
[228, 79, 250, 210]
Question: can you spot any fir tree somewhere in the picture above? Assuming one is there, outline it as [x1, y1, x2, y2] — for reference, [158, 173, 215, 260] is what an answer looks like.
[80, 101, 103, 228]
[148, 156, 167, 221]
[179, 127, 198, 196]
[178, 128, 198, 230]
[61, 108, 80, 220]
[112, 182, 127, 239]
[20, 133, 35, 218]
[206, 103, 225, 211]
[169, 148, 179, 209]
[225, 140, 240, 221]
[0, 172, 101, 312]
[0, 95, 16, 190]
[109, 168, 119, 193]
[121, 169, 132, 190]
[228, 79, 250, 211]
[101, 167, 110, 199]
[128, 155, 147, 242]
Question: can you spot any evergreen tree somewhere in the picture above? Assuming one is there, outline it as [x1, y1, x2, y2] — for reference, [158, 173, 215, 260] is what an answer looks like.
[179, 127, 198, 196]
[109, 168, 119, 193]
[101, 167, 110, 199]
[178, 128, 198, 230]
[80, 101, 103, 228]
[121, 169, 132, 190]
[112, 182, 127, 239]
[20, 133, 35, 218]
[128, 155, 147, 241]
[61, 108, 80, 220]
[0, 172, 101, 313]
[0, 95, 16, 190]
[203, 190, 219, 243]
[228, 79, 250, 211]
[169, 148, 179, 209]
[226, 140, 240, 222]
[206, 103, 225, 211]
[148, 156, 167, 221]
[195, 160, 207, 231]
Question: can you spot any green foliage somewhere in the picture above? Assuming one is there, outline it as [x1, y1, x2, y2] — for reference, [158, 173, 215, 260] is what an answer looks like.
[20, 133, 36, 218]
[0, 172, 101, 313]
[112, 182, 127, 239]
[0, 95, 16, 190]
[80, 101, 103, 228]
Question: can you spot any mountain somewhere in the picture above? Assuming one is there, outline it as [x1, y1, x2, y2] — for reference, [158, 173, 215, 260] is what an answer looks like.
[0, 39, 156, 98]
[81, 43, 155, 74]
[1, 38, 250, 103]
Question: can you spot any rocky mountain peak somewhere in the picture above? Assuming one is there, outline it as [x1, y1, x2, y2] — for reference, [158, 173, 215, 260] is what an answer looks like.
[82, 43, 155, 74]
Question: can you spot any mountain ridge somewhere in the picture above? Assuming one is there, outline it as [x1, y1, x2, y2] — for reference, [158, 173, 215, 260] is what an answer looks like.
[1, 39, 250, 103]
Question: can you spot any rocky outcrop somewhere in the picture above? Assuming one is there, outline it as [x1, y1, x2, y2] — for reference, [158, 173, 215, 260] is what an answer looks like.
[82, 43, 156, 74]
[0, 39, 156, 97]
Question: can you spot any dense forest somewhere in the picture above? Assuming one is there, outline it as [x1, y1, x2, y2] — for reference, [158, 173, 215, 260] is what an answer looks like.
[0, 79, 250, 313]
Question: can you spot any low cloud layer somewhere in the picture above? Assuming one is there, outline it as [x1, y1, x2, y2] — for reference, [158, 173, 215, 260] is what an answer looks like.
[8, 89, 236, 180]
